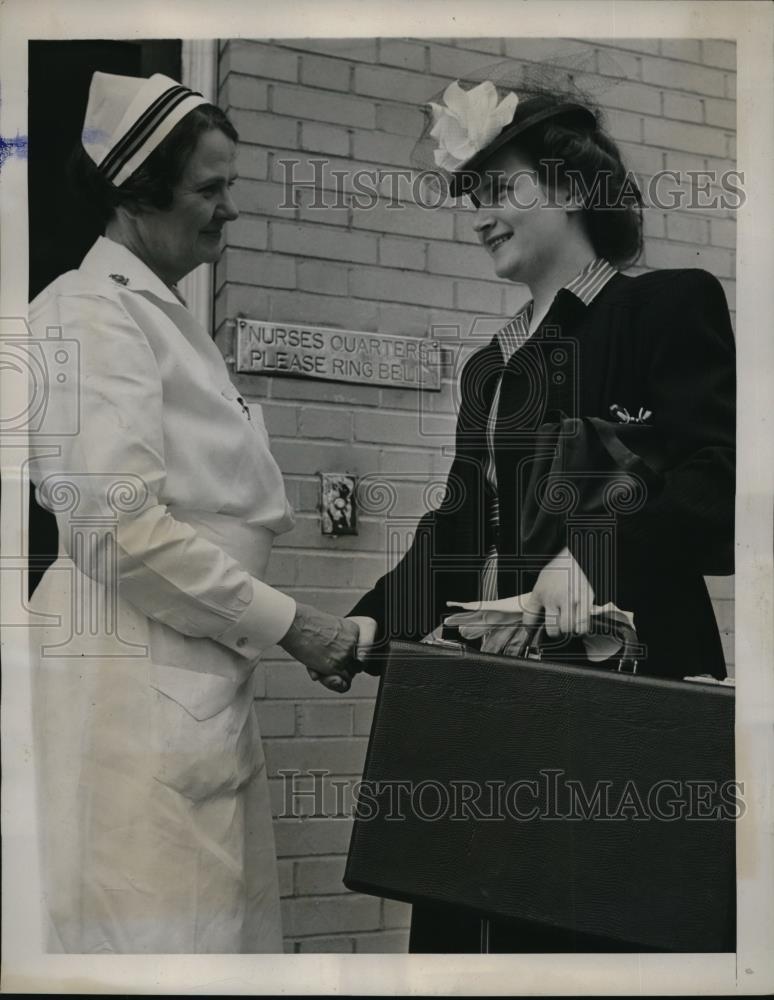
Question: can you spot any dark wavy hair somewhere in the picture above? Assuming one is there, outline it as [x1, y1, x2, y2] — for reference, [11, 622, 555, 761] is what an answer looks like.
[501, 108, 644, 269]
[68, 104, 239, 225]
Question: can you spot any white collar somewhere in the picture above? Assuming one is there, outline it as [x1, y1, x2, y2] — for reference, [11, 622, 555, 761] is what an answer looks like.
[79, 235, 183, 306]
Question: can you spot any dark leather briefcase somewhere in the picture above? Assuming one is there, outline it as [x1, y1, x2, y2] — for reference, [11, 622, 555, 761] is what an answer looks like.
[344, 640, 736, 952]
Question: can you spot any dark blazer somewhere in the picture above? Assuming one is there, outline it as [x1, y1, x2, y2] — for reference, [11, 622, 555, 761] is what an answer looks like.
[350, 268, 736, 680]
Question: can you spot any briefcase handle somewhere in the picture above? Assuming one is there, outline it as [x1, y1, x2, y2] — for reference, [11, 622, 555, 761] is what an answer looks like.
[521, 622, 640, 674]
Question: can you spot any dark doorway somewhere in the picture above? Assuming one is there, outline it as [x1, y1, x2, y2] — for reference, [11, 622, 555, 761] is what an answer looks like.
[27, 39, 181, 597]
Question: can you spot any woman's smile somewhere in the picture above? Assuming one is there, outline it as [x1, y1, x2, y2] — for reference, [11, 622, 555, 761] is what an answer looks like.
[486, 233, 513, 252]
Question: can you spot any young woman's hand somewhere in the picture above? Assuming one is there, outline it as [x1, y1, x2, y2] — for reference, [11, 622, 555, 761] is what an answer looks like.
[522, 546, 595, 637]
[279, 603, 359, 692]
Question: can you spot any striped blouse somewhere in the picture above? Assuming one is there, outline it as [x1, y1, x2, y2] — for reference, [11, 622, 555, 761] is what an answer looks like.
[480, 257, 619, 601]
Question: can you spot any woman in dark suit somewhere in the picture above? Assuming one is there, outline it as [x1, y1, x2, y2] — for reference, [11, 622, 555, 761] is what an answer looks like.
[347, 77, 736, 952]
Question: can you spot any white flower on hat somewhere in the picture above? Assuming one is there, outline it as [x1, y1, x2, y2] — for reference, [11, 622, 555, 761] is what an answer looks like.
[428, 80, 519, 173]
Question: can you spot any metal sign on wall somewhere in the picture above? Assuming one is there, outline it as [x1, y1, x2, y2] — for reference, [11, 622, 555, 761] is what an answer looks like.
[235, 319, 441, 391]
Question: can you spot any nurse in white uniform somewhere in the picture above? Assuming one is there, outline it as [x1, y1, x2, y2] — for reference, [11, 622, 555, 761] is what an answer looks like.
[28, 71, 358, 954]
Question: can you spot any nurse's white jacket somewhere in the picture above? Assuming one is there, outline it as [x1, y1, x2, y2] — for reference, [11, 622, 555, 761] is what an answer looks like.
[30, 235, 297, 719]
[27, 236, 294, 952]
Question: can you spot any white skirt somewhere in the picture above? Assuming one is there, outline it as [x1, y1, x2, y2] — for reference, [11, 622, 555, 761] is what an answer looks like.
[29, 548, 283, 954]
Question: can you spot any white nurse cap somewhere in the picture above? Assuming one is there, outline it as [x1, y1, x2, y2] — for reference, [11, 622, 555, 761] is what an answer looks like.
[81, 71, 209, 188]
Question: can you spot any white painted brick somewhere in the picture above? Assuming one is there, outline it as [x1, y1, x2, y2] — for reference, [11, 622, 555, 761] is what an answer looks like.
[251, 663, 267, 699]
[718, 278, 736, 313]
[273, 85, 376, 129]
[712, 598, 735, 634]
[282, 894, 380, 936]
[297, 703, 354, 737]
[353, 64, 445, 105]
[270, 436, 376, 475]
[297, 405, 352, 439]
[300, 53, 351, 92]
[353, 929, 410, 952]
[642, 210, 665, 239]
[665, 213, 709, 244]
[215, 282, 269, 330]
[278, 859, 294, 898]
[662, 92, 704, 123]
[641, 55, 726, 96]
[603, 108, 642, 144]
[503, 38, 597, 68]
[272, 222, 377, 264]
[379, 39, 427, 72]
[222, 248, 296, 289]
[660, 39, 701, 63]
[297, 186, 349, 228]
[352, 266, 452, 308]
[300, 121, 350, 157]
[352, 200, 455, 241]
[617, 140, 663, 178]
[427, 240, 494, 281]
[383, 898, 412, 929]
[234, 146, 270, 181]
[702, 40, 736, 71]
[377, 447, 438, 474]
[222, 74, 269, 112]
[264, 737, 368, 778]
[377, 303, 431, 336]
[295, 855, 348, 894]
[428, 43, 502, 80]
[296, 934, 354, 952]
[376, 102, 426, 137]
[221, 40, 299, 82]
[662, 148, 707, 176]
[720, 629, 734, 666]
[709, 217, 736, 248]
[264, 549, 297, 587]
[353, 701, 375, 736]
[644, 117, 728, 158]
[229, 109, 298, 148]
[352, 130, 417, 169]
[255, 700, 296, 737]
[705, 575, 735, 600]
[502, 283, 533, 317]
[296, 259, 349, 296]
[455, 277, 504, 314]
[644, 240, 733, 277]
[587, 39, 660, 56]
[450, 37, 503, 56]
[277, 39, 378, 63]
[704, 98, 736, 130]
[602, 80, 662, 116]
[233, 178, 295, 219]
[379, 236, 426, 271]
[725, 73, 736, 100]
[224, 216, 269, 251]
[595, 46, 642, 81]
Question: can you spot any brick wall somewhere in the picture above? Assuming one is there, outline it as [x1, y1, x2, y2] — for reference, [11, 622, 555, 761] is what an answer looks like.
[213, 36, 737, 952]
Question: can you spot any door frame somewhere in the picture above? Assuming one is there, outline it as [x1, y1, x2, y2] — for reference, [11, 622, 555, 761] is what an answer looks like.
[179, 39, 218, 335]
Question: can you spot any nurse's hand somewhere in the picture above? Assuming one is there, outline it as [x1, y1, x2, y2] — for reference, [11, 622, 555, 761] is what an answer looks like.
[523, 546, 595, 637]
[279, 603, 358, 693]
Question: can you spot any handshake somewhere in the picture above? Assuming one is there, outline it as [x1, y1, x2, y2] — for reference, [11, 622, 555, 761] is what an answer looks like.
[278, 602, 377, 693]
